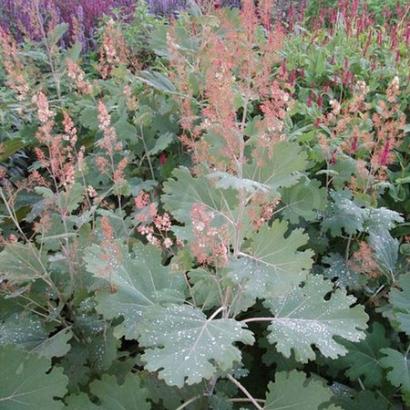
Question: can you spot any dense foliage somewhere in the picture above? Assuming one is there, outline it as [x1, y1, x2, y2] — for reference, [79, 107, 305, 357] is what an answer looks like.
[0, 0, 409, 409]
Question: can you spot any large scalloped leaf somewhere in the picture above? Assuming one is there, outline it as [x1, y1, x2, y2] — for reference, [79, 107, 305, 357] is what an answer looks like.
[368, 229, 399, 277]
[0, 345, 67, 410]
[66, 374, 151, 410]
[264, 370, 340, 409]
[335, 322, 390, 387]
[84, 243, 185, 339]
[265, 275, 368, 363]
[323, 191, 403, 237]
[322, 253, 367, 290]
[138, 304, 254, 387]
[0, 313, 72, 359]
[280, 178, 327, 223]
[90, 374, 151, 409]
[380, 348, 410, 393]
[243, 141, 308, 195]
[65, 393, 99, 410]
[229, 220, 313, 311]
[162, 167, 238, 240]
[0, 243, 47, 284]
[388, 273, 410, 335]
[140, 372, 202, 410]
[334, 390, 391, 410]
[322, 190, 367, 237]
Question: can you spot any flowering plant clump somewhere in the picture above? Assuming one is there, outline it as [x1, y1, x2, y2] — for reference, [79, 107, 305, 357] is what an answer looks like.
[0, 0, 135, 46]
[0, 1, 409, 409]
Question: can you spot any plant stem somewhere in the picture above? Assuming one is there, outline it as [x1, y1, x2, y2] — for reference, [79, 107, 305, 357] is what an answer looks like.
[227, 374, 263, 410]
[208, 305, 225, 321]
[345, 233, 352, 262]
[175, 395, 201, 410]
[241, 317, 274, 324]
[139, 125, 156, 181]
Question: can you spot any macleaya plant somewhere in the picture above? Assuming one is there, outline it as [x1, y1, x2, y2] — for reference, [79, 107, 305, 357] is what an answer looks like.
[82, 3, 370, 408]
[0, 1, 408, 409]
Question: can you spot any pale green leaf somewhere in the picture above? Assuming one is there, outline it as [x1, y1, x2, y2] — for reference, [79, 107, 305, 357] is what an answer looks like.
[65, 393, 99, 410]
[31, 328, 72, 359]
[333, 390, 390, 410]
[322, 253, 367, 290]
[280, 178, 327, 223]
[0, 313, 47, 350]
[265, 275, 368, 363]
[207, 172, 272, 193]
[0, 243, 47, 284]
[364, 207, 404, 233]
[243, 141, 308, 195]
[336, 322, 389, 387]
[369, 229, 399, 277]
[323, 190, 366, 237]
[138, 304, 254, 387]
[114, 117, 137, 142]
[90, 374, 151, 409]
[0, 346, 67, 410]
[148, 132, 174, 155]
[388, 273, 410, 335]
[188, 268, 222, 310]
[162, 167, 238, 240]
[264, 370, 339, 409]
[84, 243, 185, 339]
[323, 191, 403, 238]
[229, 220, 313, 310]
[138, 71, 176, 93]
[380, 348, 410, 392]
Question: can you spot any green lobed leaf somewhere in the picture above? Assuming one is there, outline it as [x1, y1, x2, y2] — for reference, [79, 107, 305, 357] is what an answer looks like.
[280, 178, 327, 224]
[162, 167, 237, 225]
[66, 371, 149, 408]
[140, 371, 202, 410]
[0, 346, 67, 410]
[114, 117, 138, 142]
[84, 242, 185, 339]
[64, 393, 99, 410]
[322, 253, 367, 290]
[188, 268, 222, 310]
[229, 220, 313, 310]
[260, 337, 303, 371]
[333, 390, 391, 410]
[207, 171, 273, 194]
[89, 373, 151, 409]
[368, 229, 399, 277]
[147, 132, 175, 155]
[335, 322, 390, 387]
[0, 243, 47, 284]
[322, 190, 367, 237]
[138, 304, 255, 387]
[388, 273, 410, 335]
[0, 313, 47, 349]
[323, 191, 403, 238]
[137, 70, 177, 93]
[60, 343, 91, 393]
[243, 142, 308, 196]
[364, 207, 404, 233]
[162, 167, 238, 240]
[380, 348, 410, 393]
[265, 275, 368, 363]
[264, 370, 340, 409]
